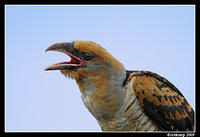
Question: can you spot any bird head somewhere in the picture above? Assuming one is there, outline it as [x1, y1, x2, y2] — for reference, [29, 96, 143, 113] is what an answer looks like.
[45, 41, 125, 79]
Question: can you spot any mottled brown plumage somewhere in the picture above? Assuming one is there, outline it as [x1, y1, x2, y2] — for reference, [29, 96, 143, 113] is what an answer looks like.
[124, 71, 194, 131]
[45, 41, 194, 131]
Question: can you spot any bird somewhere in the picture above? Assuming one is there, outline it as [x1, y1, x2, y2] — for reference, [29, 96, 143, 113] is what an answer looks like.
[45, 40, 194, 131]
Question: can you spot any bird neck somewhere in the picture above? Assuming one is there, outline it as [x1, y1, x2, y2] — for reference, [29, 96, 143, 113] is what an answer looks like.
[75, 66, 127, 121]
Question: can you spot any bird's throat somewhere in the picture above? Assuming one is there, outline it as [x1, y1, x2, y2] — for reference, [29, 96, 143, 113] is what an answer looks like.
[75, 69, 126, 121]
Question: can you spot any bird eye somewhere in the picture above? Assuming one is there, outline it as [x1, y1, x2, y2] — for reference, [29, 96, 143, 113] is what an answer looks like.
[82, 52, 95, 61]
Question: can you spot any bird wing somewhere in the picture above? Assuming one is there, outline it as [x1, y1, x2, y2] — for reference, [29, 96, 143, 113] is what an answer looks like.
[124, 71, 194, 131]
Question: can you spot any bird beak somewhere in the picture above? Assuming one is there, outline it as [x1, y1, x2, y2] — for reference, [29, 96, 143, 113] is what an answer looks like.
[44, 42, 83, 71]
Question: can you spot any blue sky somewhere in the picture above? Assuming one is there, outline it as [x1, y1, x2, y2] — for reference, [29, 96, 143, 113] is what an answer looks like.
[5, 5, 195, 131]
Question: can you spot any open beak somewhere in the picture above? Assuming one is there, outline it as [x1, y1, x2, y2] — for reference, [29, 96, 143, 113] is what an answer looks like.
[44, 42, 83, 71]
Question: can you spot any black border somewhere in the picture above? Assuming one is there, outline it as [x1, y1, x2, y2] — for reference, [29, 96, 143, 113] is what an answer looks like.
[0, 0, 199, 4]
[1, 0, 199, 136]
[1, 1, 5, 136]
